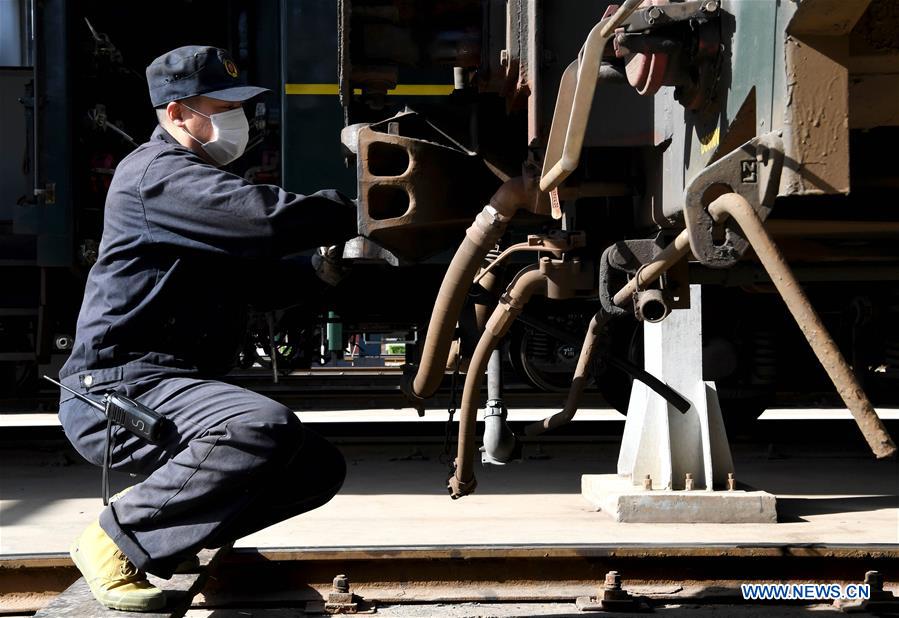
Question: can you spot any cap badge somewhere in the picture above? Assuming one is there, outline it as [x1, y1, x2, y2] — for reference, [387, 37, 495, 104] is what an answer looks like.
[224, 59, 239, 78]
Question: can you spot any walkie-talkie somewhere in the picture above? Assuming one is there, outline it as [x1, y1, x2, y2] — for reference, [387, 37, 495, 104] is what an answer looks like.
[45, 375, 166, 504]
[44, 375, 164, 442]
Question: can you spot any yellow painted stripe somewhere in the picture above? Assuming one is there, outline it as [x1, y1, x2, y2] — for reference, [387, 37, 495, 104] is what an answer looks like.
[284, 83, 453, 96]
[285, 83, 340, 95]
[387, 84, 454, 96]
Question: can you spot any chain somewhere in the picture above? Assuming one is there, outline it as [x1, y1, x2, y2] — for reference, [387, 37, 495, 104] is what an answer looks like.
[439, 350, 462, 467]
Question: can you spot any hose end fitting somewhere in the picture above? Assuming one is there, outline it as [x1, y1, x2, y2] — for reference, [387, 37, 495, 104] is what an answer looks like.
[447, 462, 478, 499]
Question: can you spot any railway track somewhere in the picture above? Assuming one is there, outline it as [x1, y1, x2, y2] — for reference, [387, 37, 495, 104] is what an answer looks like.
[4, 543, 897, 615]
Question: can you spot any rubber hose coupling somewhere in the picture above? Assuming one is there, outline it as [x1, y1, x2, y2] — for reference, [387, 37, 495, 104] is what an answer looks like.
[447, 466, 478, 499]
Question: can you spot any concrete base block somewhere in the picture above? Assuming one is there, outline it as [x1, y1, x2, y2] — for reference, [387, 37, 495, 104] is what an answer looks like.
[582, 474, 778, 524]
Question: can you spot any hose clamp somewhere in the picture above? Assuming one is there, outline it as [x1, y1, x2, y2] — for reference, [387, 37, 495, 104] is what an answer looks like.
[447, 470, 478, 499]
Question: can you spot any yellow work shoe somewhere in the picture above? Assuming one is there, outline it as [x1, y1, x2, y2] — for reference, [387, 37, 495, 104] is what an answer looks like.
[70, 520, 166, 612]
[108, 489, 199, 575]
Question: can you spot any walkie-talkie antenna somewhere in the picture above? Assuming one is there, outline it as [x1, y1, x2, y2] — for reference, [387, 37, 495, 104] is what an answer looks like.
[42, 375, 106, 412]
[45, 374, 115, 505]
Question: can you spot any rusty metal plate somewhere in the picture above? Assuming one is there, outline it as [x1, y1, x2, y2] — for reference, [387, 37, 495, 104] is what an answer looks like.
[683, 132, 784, 268]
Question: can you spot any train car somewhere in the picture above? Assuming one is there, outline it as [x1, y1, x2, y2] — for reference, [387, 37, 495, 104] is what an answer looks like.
[2, 1, 898, 466]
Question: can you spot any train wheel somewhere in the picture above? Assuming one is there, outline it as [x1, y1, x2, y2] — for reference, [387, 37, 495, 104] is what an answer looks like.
[508, 320, 582, 393]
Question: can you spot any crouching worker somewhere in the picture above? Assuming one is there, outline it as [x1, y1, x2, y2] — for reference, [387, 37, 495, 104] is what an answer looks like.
[56, 46, 352, 611]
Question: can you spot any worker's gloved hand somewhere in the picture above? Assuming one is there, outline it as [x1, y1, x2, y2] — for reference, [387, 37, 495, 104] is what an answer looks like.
[311, 245, 350, 286]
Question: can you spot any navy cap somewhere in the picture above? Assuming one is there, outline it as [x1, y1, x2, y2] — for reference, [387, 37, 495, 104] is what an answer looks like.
[146, 45, 269, 107]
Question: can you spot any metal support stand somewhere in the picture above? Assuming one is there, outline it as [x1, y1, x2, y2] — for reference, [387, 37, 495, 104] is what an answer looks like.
[582, 285, 777, 523]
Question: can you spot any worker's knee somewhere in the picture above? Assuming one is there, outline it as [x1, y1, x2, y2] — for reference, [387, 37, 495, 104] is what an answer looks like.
[252, 401, 300, 435]
[224, 401, 303, 460]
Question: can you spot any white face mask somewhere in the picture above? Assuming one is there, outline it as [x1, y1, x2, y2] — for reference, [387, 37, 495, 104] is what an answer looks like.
[180, 104, 249, 166]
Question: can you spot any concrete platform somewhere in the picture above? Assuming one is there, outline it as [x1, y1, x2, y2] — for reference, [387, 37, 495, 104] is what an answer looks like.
[1, 437, 896, 555]
[582, 474, 778, 523]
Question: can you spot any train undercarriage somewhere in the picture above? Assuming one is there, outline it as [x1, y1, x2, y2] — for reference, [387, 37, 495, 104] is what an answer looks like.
[2, 1, 899, 483]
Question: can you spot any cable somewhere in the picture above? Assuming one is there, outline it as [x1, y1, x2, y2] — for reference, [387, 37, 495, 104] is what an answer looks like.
[102, 418, 113, 505]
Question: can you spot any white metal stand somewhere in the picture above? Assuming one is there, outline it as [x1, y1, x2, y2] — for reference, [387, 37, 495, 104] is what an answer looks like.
[583, 285, 777, 523]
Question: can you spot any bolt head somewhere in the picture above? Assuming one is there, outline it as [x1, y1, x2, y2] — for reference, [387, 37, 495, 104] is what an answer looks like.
[604, 570, 622, 590]
[647, 6, 663, 19]
[333, 574, 350, 593]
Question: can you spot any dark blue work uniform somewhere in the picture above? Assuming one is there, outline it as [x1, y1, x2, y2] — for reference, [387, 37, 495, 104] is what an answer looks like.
[58, 125, 354, 577]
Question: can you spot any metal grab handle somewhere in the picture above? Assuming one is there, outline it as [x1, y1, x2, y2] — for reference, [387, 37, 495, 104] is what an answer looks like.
[707, 193, 897, 460]
[540, 0, 644, 193]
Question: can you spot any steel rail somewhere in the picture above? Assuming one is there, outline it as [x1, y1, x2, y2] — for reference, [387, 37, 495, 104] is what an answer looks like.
[5, 544, 896, 612]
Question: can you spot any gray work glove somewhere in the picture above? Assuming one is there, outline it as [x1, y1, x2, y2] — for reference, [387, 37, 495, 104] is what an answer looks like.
[311, 245, 350, 286]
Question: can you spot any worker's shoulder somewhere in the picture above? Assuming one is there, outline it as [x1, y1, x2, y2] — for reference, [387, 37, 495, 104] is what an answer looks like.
[122, 130, 200, 173]
[111, 139, 176, 183]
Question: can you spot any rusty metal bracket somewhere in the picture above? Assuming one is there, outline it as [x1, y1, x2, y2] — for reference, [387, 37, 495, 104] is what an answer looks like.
[618, 0, 719, 34]
[474, 231, 587, 285]
[614, 0, 722, 107]
[683, 132, 784, 268]
[539, 256, 596, 300]
[349, 110, 498, 262]
[599, 237, 665, 317]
